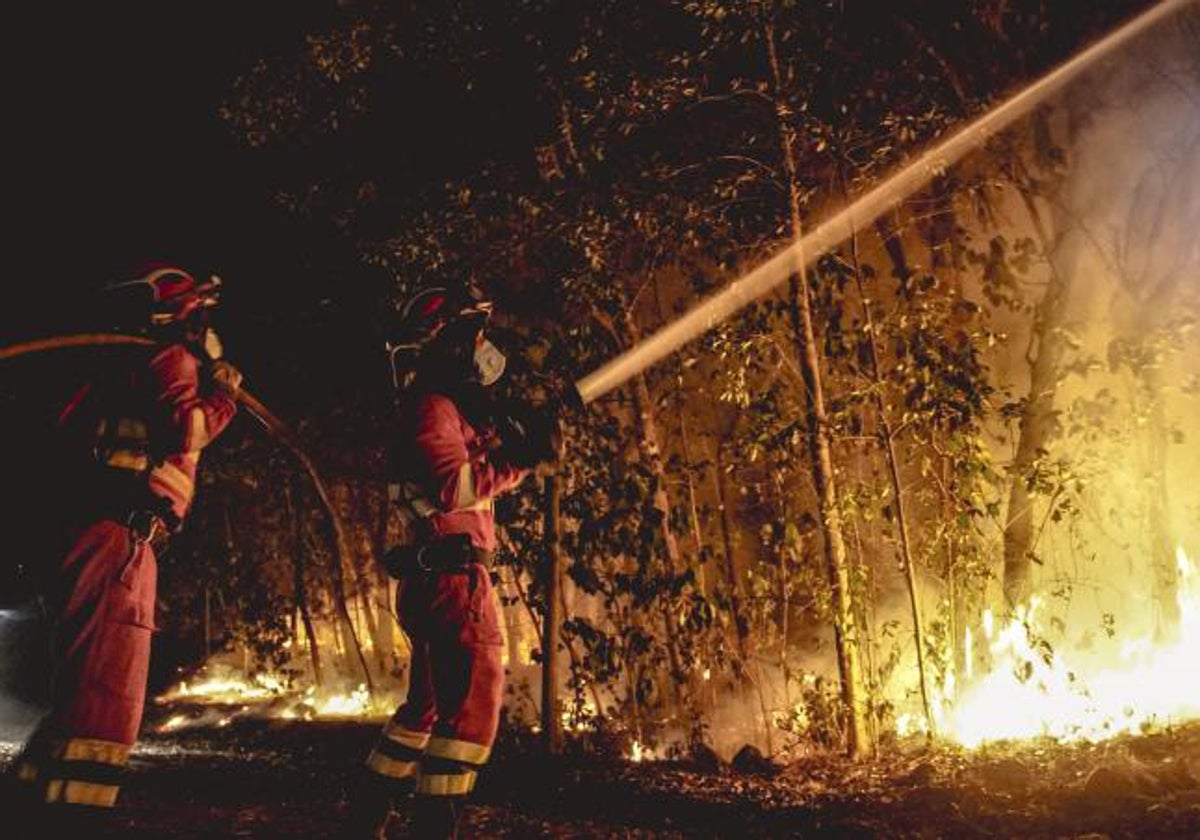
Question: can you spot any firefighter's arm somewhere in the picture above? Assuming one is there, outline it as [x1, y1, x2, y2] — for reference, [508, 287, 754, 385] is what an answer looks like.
[413, 394, 527, 512]
[148, 344, 238, 453]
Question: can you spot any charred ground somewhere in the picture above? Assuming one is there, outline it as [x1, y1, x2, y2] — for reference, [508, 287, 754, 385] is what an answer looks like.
[4, 717, 1199, 838]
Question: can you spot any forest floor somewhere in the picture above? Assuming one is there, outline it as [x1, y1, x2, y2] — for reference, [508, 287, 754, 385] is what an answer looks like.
[4, 713, 1200, 838]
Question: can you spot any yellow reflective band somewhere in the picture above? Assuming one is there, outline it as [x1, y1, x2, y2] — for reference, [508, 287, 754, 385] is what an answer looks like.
[416, 770, 477, 796]
[44, 780, 63, 803]
[454, 462, 478, 508]
[58, 737, 131, 766]
[187, 407, 208, 451]
[106, 450, 150, 471]
[152, 460, 194, 500]
[366, 751, 419, 780]
[424, 736, 490, 766]
[62, 780, 120, 807]
[16, 762, 37, 782]
[383, 722, 431, 751]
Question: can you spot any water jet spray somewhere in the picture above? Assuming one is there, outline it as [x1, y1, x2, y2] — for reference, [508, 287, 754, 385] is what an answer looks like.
[572, 0, 1195, 405]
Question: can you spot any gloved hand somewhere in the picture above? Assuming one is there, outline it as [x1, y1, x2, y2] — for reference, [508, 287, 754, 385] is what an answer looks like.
[497, 399, 563, 470]
[211, 360, 244, 396]
[202, 327, 226, 361]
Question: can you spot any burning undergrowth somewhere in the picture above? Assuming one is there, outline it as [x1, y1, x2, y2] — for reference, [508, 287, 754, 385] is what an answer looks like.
[875, 546, 1200, 750]
[151, 663, 390, 733]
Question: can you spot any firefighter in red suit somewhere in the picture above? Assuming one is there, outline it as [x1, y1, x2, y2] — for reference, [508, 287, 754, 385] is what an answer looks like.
[6, 266, 242, 824]
[348, 285, 560, 838]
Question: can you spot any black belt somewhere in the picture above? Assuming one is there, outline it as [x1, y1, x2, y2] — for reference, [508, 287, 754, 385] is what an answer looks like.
[381, 534, 493, 579]
[80, 468, 180, 546]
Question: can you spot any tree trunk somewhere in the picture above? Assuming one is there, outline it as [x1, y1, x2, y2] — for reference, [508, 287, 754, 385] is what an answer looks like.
[1002, 168, 1085, 607]
[769, 471, 792, 711]
[677, 406, 708, 595]
[621, 310, 688, 689]
[347, 482, 387, 677]
[373, 484, 399, 673]
[1142, 368, 1180, 638]
[204, 587, 212, 661]
[541, 473, 564, 754]
[862, 220, 934, 734]
[712, 442, 772, 752]
[285, 480, 324, 688]
[654, 273, 710, 598]
[711, 443, 747, 657]
[765, 14, 870, 757]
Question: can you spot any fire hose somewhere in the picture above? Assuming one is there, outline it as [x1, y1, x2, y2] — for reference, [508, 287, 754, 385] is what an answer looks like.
[0, 333, 375, 694]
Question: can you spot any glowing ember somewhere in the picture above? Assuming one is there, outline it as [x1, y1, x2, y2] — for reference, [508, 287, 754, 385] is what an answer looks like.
[629, 740, 649, 762]
[941, 546, 1200, 747]
[311, 684, 372, 717]
[158, 714, 190, 733]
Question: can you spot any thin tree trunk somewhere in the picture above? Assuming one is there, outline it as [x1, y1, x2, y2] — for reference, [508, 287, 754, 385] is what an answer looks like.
[765, 13, 870, 757]
[317, 483, 374, 692]
[1142, 353, 1181, 637]
[204, 587, 212, 661]
[770, 471, 792, 712]
[541, 473, 564, 754]
[713, 442, 773, 753]
[591, 304, 689, 701]
[348, 483, 387, 676]
[712, 443, 746, 658]
[285, 480, 324, 688]
[622, 311, 688, 692]
[373, 484, 399, 671]
[678, 407, 708, 595]
[654, 273, 710, 597]
[1003, 172, 1085, 607]
[863, 219, 934, 734]
[510, 562, 604, 718]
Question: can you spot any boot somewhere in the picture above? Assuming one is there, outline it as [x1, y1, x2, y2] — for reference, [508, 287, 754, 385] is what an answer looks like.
[343, 771, 409, 839]
[409, 795, 463, 840]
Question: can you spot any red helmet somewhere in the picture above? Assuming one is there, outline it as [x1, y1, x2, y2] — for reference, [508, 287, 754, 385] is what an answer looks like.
[108, 265, 222, 327]
[386, 283, 500, 389]
[392, 284, 493, 350]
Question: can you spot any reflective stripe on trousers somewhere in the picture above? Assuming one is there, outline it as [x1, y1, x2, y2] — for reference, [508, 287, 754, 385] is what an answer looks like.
[12, 735, 131, 807]
[11, 519, 157, 808]
[366, 564, 505, 796]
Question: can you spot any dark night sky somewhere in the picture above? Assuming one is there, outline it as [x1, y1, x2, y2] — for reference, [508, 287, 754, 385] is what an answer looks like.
[2, 1, 552, 416]
[7, 4, 302, 279]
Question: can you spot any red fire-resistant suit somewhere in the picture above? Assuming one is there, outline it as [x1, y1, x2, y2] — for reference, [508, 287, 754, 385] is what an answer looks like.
[10, 343, 237, 810]
[365, 391, 527, 799]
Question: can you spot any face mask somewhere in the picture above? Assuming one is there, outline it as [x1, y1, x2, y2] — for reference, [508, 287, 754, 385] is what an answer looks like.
[202, 328, 225, 361]
[474, 338, 506, 386]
